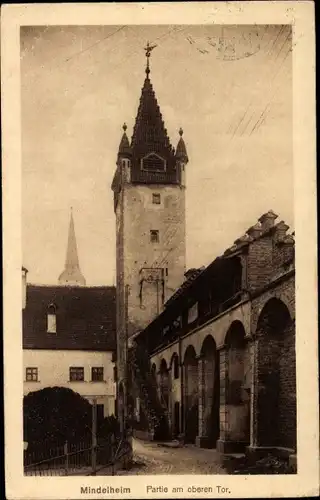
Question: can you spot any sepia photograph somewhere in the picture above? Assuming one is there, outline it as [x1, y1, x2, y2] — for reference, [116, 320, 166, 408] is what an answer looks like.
[2, 2, 318, 499]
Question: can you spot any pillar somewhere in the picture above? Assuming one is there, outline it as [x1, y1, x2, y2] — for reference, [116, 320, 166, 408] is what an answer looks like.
[196, 356, 207, 447]
[216, 346, 229, 452]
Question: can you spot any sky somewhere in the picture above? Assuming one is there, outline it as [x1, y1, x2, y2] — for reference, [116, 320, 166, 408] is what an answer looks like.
[21, 24, 293, 286]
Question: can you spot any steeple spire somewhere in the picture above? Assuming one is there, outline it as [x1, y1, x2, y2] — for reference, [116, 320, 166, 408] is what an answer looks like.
[176, 127, 189, 164]
[131, 43, 174, 160]
[118, 123, 131, 158]
[58, 208, 86, 286]
[144, 41, 157, 77]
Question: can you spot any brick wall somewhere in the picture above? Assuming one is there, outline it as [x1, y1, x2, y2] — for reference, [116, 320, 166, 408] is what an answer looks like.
[278, 320, 296, 449]
[247, 236, 273, 291]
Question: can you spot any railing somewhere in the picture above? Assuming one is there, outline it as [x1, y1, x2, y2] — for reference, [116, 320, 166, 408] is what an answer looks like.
[24, 435, 131, 476]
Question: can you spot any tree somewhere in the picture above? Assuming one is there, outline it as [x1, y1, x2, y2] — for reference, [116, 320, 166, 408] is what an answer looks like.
[23, 387, 92, 446]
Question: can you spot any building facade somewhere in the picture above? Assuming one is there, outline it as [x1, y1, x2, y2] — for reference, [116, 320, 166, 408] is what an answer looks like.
[22, 211, 117, 417]
[111, 51, 188, 426]
[132, 211, 296, 459]
[23, 284, 117, 418]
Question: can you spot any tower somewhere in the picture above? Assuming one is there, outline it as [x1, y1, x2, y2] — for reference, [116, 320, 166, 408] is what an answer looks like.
[111, 44, 188, 410]
[58, 209, 86, 286]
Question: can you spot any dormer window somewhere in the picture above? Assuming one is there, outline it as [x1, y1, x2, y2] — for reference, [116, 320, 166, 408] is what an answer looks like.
[47, 304, 57, 334]
[141, 153, 166, 172]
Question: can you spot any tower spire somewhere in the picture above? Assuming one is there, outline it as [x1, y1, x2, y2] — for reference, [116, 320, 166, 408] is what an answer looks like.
[58, 208, 86, 286]
[144, 41, 157, 77]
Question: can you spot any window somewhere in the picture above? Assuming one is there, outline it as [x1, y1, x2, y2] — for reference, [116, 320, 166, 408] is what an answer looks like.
[152, 193, 161, 205]
[69, 367, 84, 381]
[113, 366, 117, 382]
[91, 367, 104, 382]
[188, 302, 199, 324]
[150, 230, 159, 243]
[47, 304, 57, 334]
[141, 153, 166, 172]
[26, 367, 38, 382]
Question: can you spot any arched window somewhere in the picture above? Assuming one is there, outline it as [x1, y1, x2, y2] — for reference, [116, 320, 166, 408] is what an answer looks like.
[47, 304, 57, 334]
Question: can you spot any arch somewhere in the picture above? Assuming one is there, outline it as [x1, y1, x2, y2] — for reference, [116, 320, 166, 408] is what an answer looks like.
[255, 297, 296, 450]
[159, 359, 170, 410]
[223, 320, 250, 447]
[224, 320, 246, 348]
[159, 358, 168, 373]
[256, 297, 291, 334]
[200, 334, 216, 356]
[253, 293, 295, 334]
[199, 334, 220, 446]
[169, 352, 179, 370]
[183, 345, 197, 365]
[47, 303, 57, 314]
[170, 353, 180, 380]
[151, 363, 157, 378]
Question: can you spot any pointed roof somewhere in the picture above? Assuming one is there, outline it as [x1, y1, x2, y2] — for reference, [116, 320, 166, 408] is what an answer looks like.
[176, 127, 188, 163]
[118, 123, 131, 158]
[130, 68, 174, 156]
[58, 209, 86, 286]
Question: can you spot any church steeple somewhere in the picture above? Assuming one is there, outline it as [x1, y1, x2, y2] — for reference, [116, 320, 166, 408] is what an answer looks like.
[58, 208, 86, 286]
[131, 55, 174, 155]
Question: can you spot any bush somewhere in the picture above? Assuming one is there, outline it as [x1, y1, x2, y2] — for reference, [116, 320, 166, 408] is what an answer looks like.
[24, 387, 93, 447]
[97, 415, 119, 439]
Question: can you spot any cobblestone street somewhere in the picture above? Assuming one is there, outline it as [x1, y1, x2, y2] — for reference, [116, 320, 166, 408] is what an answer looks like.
[118, 439, 227, 475]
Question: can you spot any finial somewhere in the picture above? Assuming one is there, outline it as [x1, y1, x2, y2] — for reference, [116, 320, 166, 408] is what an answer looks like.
[144, 41, 157, 76]
[123, 123, 127, 132]
[179, 127, 184, 137]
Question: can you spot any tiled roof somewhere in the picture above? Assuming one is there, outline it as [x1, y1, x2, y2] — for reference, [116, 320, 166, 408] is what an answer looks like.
[23, 285, 116, 351]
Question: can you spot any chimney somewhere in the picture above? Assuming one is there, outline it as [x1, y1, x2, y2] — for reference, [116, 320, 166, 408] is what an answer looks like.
[258, 210, 278, 231]
[274, 221, 289, 243]
[247, 222, 262, 239]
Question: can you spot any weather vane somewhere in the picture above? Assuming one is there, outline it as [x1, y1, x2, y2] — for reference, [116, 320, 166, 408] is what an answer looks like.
[144, 41, 157, 74]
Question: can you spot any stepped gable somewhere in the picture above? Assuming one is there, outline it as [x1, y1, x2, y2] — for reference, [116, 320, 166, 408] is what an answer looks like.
[23, 284, 116, 351]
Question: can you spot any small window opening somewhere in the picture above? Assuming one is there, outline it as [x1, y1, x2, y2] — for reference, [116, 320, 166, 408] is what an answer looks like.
[47, 304, 57, 334]
[150, 230, 159, 243]
[26, 367, 38, 382]
[152, 193, 161, 205]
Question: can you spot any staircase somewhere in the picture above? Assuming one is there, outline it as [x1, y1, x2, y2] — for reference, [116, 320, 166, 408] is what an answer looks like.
[128, 342, 170, 441]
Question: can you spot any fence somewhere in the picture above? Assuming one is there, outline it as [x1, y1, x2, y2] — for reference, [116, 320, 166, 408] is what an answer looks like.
[24, 435, 131, 476]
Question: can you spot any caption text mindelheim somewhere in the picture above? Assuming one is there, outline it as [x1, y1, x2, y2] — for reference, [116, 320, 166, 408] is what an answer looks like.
[80, 485, 231, 495]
